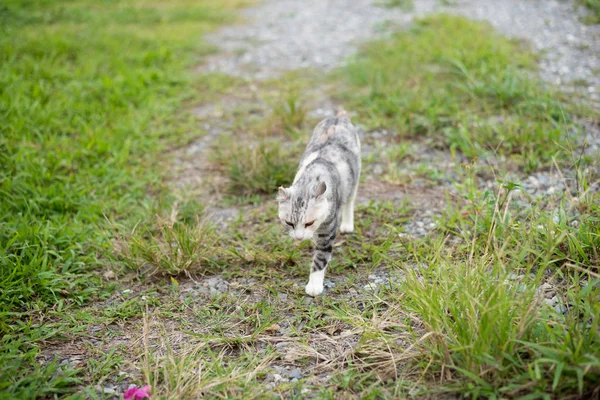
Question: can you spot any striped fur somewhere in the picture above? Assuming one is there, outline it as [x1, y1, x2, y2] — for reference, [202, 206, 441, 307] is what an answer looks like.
[277, 111, 361, 296]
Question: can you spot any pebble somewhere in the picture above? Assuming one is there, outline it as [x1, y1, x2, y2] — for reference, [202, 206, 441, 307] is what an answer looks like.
[289, 368, 304, 380]
[277, 293, 288, 302]
[275, 342, 289, 351]
[100, 385, 117, 395]
[544, 296, 558, 306]
[206, 277, 229, 296]
[554, 304, 568, 314]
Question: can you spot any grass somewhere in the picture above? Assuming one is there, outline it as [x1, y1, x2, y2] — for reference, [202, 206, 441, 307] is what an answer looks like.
[121, 211, 220, 277]
[0, 0, 248, 396]
[376, 0, 414, 11]
[335, 15, 588, 171]
[396, 180, 600, 398]
[215, 140, 298, 197]
[270, 88, 309, 138]
[3, 3, 599, 400]
[141, 315, 277, 399]
[579, 0, 600, 24]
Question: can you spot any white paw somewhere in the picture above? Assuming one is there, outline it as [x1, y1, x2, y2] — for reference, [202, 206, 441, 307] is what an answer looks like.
[340, 223, 354, 233]
[305, 282, 324, 297]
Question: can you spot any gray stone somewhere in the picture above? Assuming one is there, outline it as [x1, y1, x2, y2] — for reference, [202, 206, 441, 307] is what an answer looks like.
[277, 293, 288, 302]
[544, 296, 559, 306]
[289, 368, 304, 380]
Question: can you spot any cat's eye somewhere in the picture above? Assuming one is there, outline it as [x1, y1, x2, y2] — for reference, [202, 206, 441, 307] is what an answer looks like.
[305, 221, 315, 228]
[285, 221, 294, 227]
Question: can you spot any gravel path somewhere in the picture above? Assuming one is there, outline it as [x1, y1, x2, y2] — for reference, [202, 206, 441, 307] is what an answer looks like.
[203, 0, 600, 99]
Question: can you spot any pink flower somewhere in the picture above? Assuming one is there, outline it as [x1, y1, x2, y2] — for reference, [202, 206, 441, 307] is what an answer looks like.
[123, 385, 151, 400]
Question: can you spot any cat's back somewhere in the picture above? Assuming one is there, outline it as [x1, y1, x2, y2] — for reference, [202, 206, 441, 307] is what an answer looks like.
[294, 111, 361, 191]
[305, 111, 360, 156]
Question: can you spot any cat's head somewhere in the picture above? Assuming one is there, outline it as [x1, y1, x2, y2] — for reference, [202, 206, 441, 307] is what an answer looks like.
[277, 181, 330, 241]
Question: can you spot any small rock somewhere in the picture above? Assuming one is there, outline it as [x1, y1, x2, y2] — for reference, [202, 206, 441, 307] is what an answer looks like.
[277, 293, 288, 302]
[264, 324, 281, 333]
[103, 270, 116, 280]
[537, 282, 556, 298]
[536, 174, 549, 186]
[553, 304, 568, 314]
[528, 176, 540, 188]
[275, 342, 289, 351]
[102, 385, 117, 395]
[544, 296, 558, 306]
[289, 368, 303, 379]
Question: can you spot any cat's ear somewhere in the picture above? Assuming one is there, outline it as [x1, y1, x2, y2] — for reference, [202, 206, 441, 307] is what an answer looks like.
[313, 182, 326, 201]
[277, 187, 291, 202]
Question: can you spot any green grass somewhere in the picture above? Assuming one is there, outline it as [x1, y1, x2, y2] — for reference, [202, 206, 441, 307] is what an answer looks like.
[579, 0, 600, 24]
[396, 180, 600, 398]
[3, 3, 599, 399]
[336, 15, 586, 171]
[376, 0, 414, 11]
[270, 88, 309, 138]
[121, 212, 221, 277]
[213, 138, 299, 197]
[0, 0, 247, 396]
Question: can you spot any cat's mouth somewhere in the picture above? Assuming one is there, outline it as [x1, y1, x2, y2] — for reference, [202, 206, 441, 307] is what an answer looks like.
[290, 230, 313, 241]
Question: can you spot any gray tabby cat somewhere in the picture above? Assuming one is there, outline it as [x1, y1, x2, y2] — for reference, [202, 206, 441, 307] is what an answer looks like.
[277, 110, 361, 296]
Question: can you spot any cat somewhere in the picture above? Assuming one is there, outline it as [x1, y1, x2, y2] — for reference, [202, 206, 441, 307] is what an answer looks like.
[277, 110, 361, 296]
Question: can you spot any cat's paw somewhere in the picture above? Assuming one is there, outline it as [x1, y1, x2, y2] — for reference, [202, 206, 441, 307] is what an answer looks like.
[305, 282, 324, 296]
[339, 223, 354, 234]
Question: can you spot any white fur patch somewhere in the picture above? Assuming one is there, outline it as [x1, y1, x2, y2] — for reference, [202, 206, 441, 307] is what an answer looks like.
[340, 200, 355, 233]
[305, 269, 325, 296]
[293, 152, 319, 184]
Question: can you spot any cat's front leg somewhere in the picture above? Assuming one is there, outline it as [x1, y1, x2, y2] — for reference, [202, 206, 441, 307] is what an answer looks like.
[305, 268, 326, 297]
[305, 230, 335, 296]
